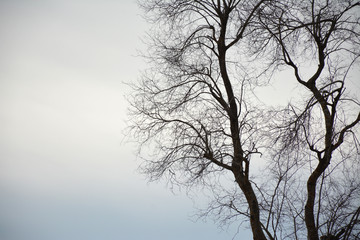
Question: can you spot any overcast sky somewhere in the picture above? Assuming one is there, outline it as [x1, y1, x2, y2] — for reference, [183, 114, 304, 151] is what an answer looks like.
[2, 1, 359, 240]
[0, 1, 252, 240]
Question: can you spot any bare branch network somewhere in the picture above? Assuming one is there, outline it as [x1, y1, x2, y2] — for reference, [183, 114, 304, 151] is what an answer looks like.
[128, 1, 360, 239]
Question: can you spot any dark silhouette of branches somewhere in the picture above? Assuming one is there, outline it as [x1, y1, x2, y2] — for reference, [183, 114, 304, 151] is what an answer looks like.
[256, 0, 360, 239]
[129, 1, 360, 239]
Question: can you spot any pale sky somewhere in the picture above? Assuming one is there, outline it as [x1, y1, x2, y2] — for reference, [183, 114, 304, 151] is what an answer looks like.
[0, 0, 251, 239]
[2, 1, 358, 240]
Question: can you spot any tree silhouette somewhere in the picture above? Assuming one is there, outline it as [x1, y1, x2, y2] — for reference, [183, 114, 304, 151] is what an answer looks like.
[129, 1, 360, 239]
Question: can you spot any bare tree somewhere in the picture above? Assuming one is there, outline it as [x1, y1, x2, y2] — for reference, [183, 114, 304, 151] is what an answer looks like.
[254, 0, 360, 239]
[129, 0, 360, 239]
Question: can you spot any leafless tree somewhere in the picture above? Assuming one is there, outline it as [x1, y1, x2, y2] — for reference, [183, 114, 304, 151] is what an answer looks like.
[254, 0, 360, 239]
[129, 1, 360, 239]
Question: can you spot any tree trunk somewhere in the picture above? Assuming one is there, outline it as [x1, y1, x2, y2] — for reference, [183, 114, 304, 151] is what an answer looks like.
[305, 172, 321, 240]
[217, 10, 267, 240]
[234, 169, 268, 240]
[305, 155, 331, 240]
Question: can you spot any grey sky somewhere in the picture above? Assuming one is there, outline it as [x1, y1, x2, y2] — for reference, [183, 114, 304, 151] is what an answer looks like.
[0, 0, 252, 239]
[4, 1, 358, 240]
